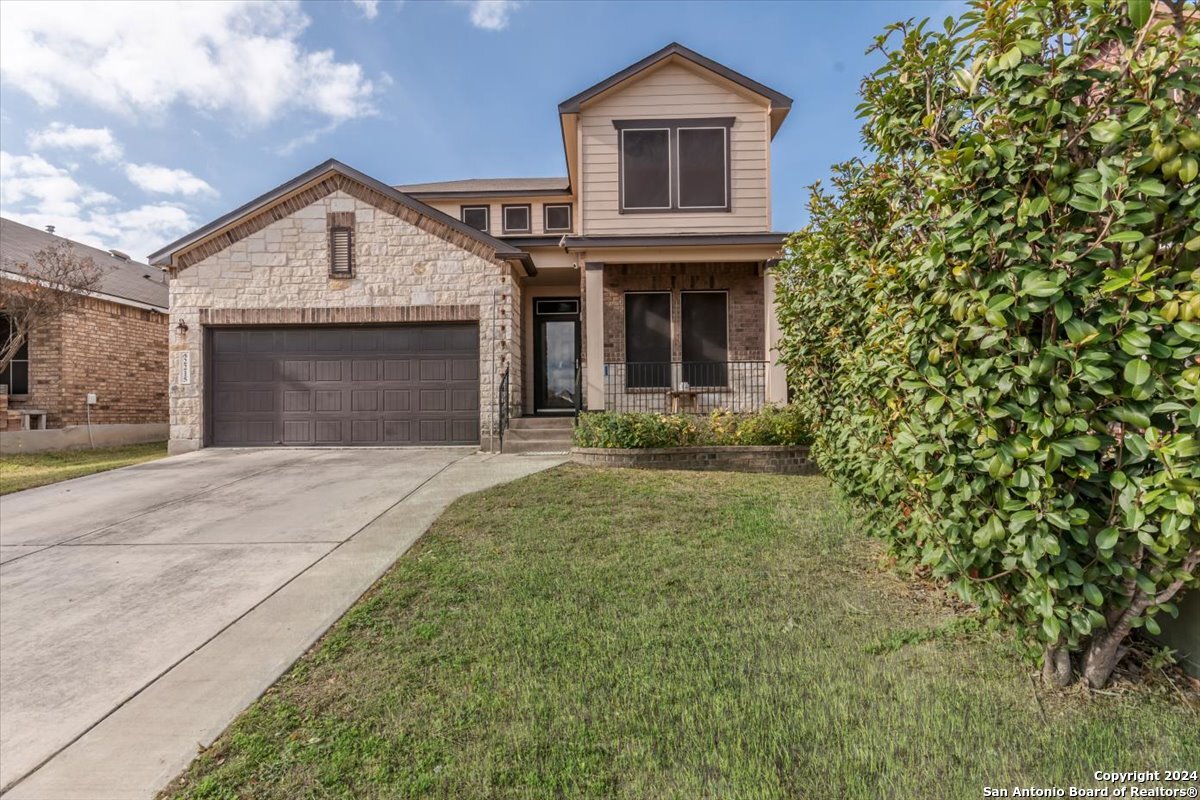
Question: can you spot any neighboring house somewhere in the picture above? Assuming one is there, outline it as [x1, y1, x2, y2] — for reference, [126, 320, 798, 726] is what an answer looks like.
[0, 218, 169, 433]
[150, 43, 792, 452]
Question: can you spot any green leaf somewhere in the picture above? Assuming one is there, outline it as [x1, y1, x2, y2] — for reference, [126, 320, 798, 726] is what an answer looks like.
[1128, 0, 1151, 27]
[1123, 359, 1151, 386]
[1106, 231, 1144, 244]
[1089, 119, 1124, 143]
[1083, 583, 1104, 607]
[1096, 528, 1120, 550]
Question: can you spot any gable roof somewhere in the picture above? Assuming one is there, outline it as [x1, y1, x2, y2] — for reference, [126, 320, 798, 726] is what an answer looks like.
[148, 159, 533, 273]
[396, 177, 570, 197]
[557, 42, 793, 117]
[1, 217, 169, 310]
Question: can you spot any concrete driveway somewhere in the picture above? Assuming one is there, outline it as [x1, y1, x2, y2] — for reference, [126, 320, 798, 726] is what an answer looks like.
[0, 447, 565, 799]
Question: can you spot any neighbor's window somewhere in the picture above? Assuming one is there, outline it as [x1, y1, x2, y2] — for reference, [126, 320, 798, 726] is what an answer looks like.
[681, 291, 728, 386]
[616, 118, 732, 213]
[502, 204, 531, 234]
[461, 205, 489, 232]
[544, 203, 572, 232]
[329, 227, 354, 277]
[0, 314, 30, 395]
[624, 292, 671, 388]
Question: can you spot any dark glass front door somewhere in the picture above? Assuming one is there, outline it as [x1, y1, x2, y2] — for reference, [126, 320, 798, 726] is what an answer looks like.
[534, 299, 579, 413]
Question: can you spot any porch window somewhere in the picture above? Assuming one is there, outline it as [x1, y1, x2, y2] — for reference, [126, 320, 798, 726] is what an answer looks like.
[461, 205, 489, 232]
[0, 314, 30, 395]
[681, 291, 728, 387]
[624, 292, 671, 388]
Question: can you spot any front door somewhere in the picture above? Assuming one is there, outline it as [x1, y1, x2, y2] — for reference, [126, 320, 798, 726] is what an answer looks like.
[533, 298, 579, 413]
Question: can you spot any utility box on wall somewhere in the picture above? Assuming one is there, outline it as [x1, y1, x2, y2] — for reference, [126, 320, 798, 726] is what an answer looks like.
[1155, 590, 1200, 679]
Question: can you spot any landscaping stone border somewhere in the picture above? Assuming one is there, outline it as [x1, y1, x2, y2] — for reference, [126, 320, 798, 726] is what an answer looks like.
[571, 445, 818, 475]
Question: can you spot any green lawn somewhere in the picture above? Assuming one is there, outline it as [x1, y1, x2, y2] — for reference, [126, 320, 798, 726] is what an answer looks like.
[164, 466, 1198, 800]
[0, 441, 168, 495]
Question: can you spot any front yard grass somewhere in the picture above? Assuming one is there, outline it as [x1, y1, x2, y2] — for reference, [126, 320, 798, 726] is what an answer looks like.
[0, 441, 168, 495]
[165, 466, 1198, 800]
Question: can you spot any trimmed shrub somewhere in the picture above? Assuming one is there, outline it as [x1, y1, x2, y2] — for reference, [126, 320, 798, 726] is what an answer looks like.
[573, 406, 812, 449]
[775, 1, 1199, 688]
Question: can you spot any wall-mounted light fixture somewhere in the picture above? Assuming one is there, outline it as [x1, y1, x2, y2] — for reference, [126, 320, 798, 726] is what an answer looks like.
[175, 320, 189, 337]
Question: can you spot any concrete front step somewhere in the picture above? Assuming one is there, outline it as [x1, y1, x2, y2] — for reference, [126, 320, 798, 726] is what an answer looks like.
[503, 427, 574, 444]
[502, 437, 572, 454]
[508, 415, 575, 430]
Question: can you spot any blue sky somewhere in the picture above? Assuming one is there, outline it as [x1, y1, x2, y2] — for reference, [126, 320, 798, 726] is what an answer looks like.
[0, 0, 960, 260]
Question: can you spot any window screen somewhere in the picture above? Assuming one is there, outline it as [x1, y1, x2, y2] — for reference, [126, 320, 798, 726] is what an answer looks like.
[681, 292, 728, 386]
[544, 204, 571, 231]
[503, 205, 530, 233]
[678, 128, 727, 209]
[621, 129, 671, 210]
[624, 293, 671, 388]
[329, 227, 353, 277]
[0, 314, 29, 395]
[461, 206, 489, 232]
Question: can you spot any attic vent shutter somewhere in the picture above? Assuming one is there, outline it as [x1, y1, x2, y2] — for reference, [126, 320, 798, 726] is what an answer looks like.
[330, 227, 353, 276]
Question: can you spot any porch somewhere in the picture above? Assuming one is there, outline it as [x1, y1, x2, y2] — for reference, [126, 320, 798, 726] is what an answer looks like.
[583, 261, 786, 414]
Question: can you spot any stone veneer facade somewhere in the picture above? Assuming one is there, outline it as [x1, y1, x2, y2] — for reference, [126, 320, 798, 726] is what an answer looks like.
[1, 284, 168, 430]
[167, 189, 521, 453]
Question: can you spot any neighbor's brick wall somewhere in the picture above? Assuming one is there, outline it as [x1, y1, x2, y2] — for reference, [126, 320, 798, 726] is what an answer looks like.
[168, 189, 521, 452]
[1, 283, 167, 428]
[600, 263, 765, 363]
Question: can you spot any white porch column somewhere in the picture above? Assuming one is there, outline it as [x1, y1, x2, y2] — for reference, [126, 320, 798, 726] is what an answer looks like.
[764, 270, 787, 404]
[585, 261, 605, 410]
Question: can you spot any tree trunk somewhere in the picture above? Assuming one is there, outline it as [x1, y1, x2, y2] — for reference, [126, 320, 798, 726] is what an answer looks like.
[1042, 644, 1073, 688]
[1081, 634, 1128, 689]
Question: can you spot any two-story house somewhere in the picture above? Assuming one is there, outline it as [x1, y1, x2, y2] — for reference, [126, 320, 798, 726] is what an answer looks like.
[150, 43, 792, 453]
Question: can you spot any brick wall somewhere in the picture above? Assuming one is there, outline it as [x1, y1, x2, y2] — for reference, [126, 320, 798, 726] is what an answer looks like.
[600, 263, 765, 363]
[3, 289, 167, 428]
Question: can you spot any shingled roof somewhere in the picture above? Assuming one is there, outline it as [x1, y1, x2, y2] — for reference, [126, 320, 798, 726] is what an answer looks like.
[0, 217, 168, 310]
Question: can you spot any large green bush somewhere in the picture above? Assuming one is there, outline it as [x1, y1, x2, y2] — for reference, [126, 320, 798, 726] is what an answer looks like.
[573, 406, 812, 449]
[775, 0, 1199, 688]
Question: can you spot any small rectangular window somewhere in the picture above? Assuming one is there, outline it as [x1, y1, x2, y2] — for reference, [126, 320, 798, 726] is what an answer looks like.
[544, 203, 572, 232]
[0, 314, 30, 395]
[461, 205, 489, 232]
[677, 127, 728, 209]
[329, 227, 353, 277]
[621, 128, 671, 210]
[624, 292, 671, 389]
[502, 204, 531, 233]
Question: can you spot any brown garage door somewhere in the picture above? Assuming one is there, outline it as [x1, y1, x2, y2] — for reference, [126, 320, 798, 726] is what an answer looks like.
[208, 325, 479, 446]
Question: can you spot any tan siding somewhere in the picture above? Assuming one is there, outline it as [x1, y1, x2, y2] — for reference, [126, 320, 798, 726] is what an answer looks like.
[422, 196, 575, 237]
[579, 62, 771, 234]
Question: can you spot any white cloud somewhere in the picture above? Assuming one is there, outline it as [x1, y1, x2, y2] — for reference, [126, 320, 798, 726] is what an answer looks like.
[0, 1, 376, 126]
[352, 0, 379, 19]
[467, 0, 522, 30]
[28, 123, 124, 162]
[124, 163, 217, 197]
[0, 150, 196, 261]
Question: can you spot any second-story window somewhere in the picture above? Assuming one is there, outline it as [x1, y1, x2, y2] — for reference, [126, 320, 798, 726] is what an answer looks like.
[616, 118, 733, 213]
[502, 204, 531, 233]
[461, 205, 489, 232]
[544, 203, 572, 232]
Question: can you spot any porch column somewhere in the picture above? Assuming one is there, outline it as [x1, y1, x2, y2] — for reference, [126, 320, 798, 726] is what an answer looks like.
[585, 262, 605, 410]
[764, 270, 787, 404]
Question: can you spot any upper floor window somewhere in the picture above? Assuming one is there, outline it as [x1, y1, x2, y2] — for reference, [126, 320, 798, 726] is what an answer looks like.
[461, 205, 489, 232]
[615, 117, 732, 213]
[544, 203, 572, 232]
[502, 204, 531, 234]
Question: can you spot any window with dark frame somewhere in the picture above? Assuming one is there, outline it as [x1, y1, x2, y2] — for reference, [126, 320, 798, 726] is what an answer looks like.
[616, 118, 732, 213]
[544, 203, 572, 232]
[502, 204, 531, 234]
[0, 314, 30, 395]
[624, 292, 671, 389]
[681, 291, 728, 387]
[329, 227, 354, 277]
[461, 205, 489, 232]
